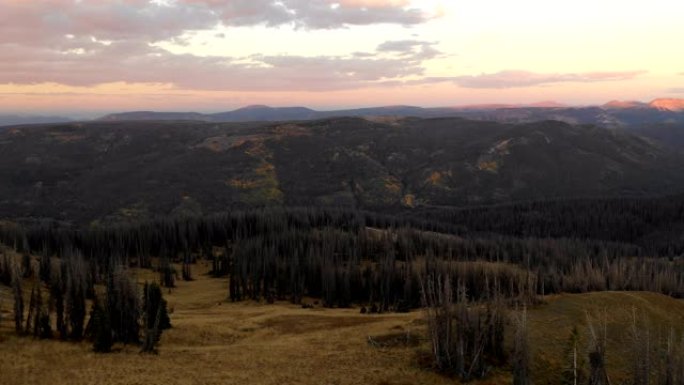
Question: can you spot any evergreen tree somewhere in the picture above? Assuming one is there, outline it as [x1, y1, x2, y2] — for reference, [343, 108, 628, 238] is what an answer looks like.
[50, 271, 67, 339]
[143, 282, 171, 331]
[39, 250, 51, 284]
[106, 267, 140, 344]
[141, 282, 171, 353]
[65, 254, 87, 340]
[21, 253, 32, 278]
[12, 266, 24, 334]
[89, 297, 113, 353]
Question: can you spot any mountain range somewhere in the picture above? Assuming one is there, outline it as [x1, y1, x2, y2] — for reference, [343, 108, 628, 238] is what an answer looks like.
[0, 114, 72, 127]
[96, 98, 684, 129]
[2, 116, 684, 225]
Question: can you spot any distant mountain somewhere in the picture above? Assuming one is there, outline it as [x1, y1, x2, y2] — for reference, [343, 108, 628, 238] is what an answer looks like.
[97, 99, 684, 150]
[97, 111, 206, 122]
[2, 117, 683, 224]
[602, 100, 649, 109]
[98, 99, 684, 129]
[0, 115, 72, 127]
[211, 105, 320, 122]
[649, 98, 684, 111]
[98, 105, 461, 122]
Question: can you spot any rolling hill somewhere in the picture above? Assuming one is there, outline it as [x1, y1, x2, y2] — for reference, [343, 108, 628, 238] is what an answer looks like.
[98, 99, 684, 129]
[1, 117, 683, 225]
[0, 115, 72, 128]
[1, 259, 683, 385]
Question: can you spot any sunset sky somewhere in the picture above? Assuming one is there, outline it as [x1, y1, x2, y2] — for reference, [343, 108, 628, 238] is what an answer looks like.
[1, 0, 682, 116]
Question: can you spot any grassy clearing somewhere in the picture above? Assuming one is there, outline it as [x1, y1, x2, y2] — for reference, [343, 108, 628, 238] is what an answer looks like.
[0, 262, 451, 385]
[529, 291, 684, 385]
[0, 260, 683, 385]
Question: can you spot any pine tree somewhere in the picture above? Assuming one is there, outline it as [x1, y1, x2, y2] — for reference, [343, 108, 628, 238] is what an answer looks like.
[21, 253, 33, 278]
[12, 266, 24, 334]
[141, 282, 171, 353]
[89, 297, 113, 353]
[65, 254, 87, 340]
[106, 267, 140, 344]
[159, 255, 175, 288]
[0, 253, 12, 286]
[50, 272, 67, 340]
[143, 282, 171, 330]
[39, 250, 51, 284]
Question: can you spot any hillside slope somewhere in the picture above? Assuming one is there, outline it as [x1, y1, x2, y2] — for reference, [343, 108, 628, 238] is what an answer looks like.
[530, 291, 684, 385]
[98, 100, 684, 129]
[1, 118, 683, 224]
[1, 262, 683, 385]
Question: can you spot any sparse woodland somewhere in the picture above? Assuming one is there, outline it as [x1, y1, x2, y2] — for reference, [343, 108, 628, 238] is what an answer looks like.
[1, 199, 683, 382]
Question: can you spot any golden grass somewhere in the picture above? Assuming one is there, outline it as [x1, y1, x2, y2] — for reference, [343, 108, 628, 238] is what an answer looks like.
[1, 257, 683, 385]
[0, 262, 452, 385]
[529, 291, 684, 385]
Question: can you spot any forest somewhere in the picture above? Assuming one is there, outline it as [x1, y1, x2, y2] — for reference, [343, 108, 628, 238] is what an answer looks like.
[1, 195, 684, 383]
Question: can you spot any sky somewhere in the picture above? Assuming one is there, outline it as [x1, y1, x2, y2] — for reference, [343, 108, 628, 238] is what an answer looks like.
[0, 0, 683, 116]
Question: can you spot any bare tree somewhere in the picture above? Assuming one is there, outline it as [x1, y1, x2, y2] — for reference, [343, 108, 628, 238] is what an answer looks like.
[587, 311, 611, 385]
[562, 326, 586, 385]
[421, 273, 453, 371]
[513, 306, 531, 385]
[421, 273, 508, 381]
[630, 308, 651, 385]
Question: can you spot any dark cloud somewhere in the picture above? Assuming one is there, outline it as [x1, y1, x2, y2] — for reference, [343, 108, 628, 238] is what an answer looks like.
[451, 70, 646, 89]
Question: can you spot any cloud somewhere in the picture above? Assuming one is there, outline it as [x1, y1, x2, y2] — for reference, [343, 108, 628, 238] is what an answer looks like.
[377, 40, 427, 51]
[451, 70, 646, 89]
[0, 38, 439, 91]
[668, 88, 684, 94]
[198, 0, 433, 29]
[376, 40, 442, 60]
[0, 1, 441, 92]
[0, 0, 433, 47]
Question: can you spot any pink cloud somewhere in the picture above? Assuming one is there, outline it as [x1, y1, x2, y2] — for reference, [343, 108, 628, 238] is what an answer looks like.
[452, 70, 647, 89]
[0, 36, 440, 91]
[0, 1, 440, 92]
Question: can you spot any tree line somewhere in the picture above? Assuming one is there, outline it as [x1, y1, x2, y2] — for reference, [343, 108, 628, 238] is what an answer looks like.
[1, 204, 682, 313]
[0, 247, 170, 353]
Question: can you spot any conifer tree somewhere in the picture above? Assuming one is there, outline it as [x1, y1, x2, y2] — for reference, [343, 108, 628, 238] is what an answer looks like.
[141, 282, 171, 353]
[106, 267, 140, 344]
[89, 297, 112, 353]
[12, 266, 24, 334]
[39, 249, 51, 284]
[21, 253, 33, 278]
[50, 271, 67, 339]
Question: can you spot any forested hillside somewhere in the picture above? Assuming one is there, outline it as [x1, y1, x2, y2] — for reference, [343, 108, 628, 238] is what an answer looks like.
[2, 117, 684, 385]
[1, 117, 683, 225]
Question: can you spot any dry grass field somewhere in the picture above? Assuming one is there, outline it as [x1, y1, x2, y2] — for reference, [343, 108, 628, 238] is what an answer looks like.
[1, 260, 683, 385]
[0, 262, 456, 385]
